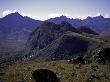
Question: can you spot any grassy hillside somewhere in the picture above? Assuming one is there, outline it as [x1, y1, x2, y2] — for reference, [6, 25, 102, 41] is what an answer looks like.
[1, 60, 110, 82]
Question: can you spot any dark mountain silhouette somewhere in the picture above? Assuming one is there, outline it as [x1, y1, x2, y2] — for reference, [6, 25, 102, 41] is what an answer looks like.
[77, 26, 99, 35]
[46, 15, 82, 27]
[47, 15, 110, 35]
[24, 22, 103, 61]
[0, 12, 42, 51]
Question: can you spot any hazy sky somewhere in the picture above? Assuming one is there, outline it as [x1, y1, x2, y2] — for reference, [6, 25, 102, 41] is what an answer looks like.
[0, 0, 110, 20]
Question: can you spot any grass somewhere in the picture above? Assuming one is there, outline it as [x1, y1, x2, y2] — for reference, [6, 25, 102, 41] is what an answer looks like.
[1, 60, 110, 82]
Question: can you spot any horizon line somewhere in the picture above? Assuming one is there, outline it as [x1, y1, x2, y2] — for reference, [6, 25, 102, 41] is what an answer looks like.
[0, 11, 110, 21]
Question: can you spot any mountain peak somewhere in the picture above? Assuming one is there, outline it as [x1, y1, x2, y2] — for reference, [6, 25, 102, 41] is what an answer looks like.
[5, 12, 22, 17]
[97, 15, 104, 18]
[86, 16, 92, 19]
[2, 12, 24, 21]
[92, 15, 104, 20]
[60, 15, 68, 18]
[1, 12, 25, 21]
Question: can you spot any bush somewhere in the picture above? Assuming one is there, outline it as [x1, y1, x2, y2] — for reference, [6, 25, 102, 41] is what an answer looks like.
[32, 69, 60, 82]
[92, 46, 110, 64]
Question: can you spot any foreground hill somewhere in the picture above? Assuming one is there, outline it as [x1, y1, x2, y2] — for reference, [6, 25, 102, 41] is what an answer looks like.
[1, 60, 110, 82]
[24, 22, 106, 61]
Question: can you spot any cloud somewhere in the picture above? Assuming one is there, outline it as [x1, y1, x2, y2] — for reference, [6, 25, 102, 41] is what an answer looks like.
[76, 15, 86, 20]
[2, 10, 17, 16]
[96, 12, 101, 16]
[47, 13, 88, 20]
[20, 13, 34, 18]
[1, 10, 41, 20]
[105, 13, 110, 18]
[96, 12, 110, 18]
[2, 10, 34, 18]
[20, 13, 44, 20]
[21, 13, 43, 20]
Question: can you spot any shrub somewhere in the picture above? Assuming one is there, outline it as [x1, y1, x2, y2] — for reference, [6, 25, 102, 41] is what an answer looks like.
[32, 69, 60, 82]
[92, 46, 110, 64]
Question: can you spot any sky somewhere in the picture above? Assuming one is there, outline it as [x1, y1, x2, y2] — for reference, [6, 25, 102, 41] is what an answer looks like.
[0, 0, 110, 20]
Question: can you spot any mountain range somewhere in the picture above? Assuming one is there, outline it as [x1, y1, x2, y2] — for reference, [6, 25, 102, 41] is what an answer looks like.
[0, 12, 110, 52]
[47, 15, 110, 35]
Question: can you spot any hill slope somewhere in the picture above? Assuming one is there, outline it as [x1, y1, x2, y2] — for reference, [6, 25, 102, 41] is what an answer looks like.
[77, 26, 99, 35]
[24, 22, 105, 61]
[2, 60, 110, 82]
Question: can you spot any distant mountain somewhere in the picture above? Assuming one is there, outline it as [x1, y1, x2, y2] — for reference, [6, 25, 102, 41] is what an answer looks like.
[24, 22, 105, 61]
[0, 12, 42, 51]
[47, 16, 82, 27]
[83, 15, 110, 35]
[47, 15, 110, 35]
[0, 12, 110, 52]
